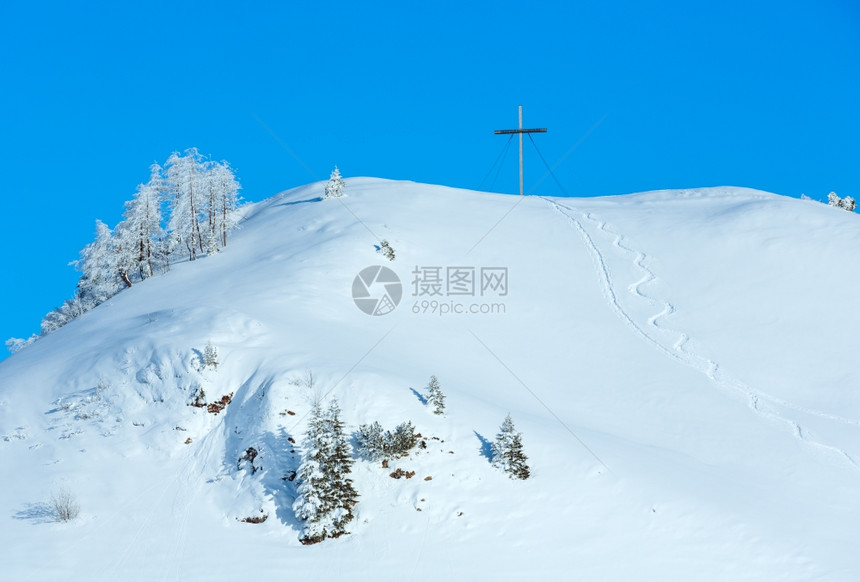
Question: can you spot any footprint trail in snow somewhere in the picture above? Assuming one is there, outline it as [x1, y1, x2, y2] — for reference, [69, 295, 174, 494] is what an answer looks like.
[543, 197, 860, 471]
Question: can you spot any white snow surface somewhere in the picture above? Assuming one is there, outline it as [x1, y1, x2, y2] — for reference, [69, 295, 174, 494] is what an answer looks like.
[1, 178, 859, 581]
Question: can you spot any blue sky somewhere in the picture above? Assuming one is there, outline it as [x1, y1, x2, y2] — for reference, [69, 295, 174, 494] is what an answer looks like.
[1, 0, 858, 356]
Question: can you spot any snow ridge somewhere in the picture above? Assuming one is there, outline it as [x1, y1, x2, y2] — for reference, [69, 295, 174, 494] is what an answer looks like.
[544, 197, 860, 470]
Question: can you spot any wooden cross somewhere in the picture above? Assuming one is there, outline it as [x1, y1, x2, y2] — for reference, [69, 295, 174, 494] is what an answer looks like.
[494, 105, 547, 195]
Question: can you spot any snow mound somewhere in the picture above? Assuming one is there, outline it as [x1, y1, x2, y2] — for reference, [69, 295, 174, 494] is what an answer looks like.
[1, 178, 859, 581]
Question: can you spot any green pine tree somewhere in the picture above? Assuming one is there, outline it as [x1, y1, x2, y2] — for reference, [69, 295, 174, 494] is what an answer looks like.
[426, 375, 445, 415]
[492, 414, 530, 480]
[327, 400, 358, 535]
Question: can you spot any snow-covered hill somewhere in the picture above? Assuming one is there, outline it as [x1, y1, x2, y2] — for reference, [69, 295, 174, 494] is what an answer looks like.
[2, 178, 859, 581]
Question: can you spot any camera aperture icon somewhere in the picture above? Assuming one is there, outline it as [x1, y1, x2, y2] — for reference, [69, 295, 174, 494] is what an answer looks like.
[352, 266, 402, 316]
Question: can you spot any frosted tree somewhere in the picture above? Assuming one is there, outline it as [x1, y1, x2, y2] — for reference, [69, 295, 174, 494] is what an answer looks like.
[828, 192, 856, 212]
[355, 420, 418, 460]
[209, 161, 241, 248]
[118, 164, 165, 280]
[378, 239, 395, 261]
[111, 221, 137, 289]
[75, 220, 127, 307]
[5, 335, 37, 354]
[21, 150, 242, 344]
[40, 296, 89, 335]
[326, 400, 358, 534]
[292, 399, 357, 544]
[491, 414, 530, 480]
[386, 421, 418, 456]
[202, 341, 219, 370]
[355, 421, 385, 461]
[166, 148, 207, 260]
[292, 402, 333, 544]
[202, 162, 221, 255]
[426, 375, 445, 415]
[323, 166, 345, 199]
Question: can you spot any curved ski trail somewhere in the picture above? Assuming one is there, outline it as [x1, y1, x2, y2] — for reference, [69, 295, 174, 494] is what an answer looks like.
[543, 197, 859, 471]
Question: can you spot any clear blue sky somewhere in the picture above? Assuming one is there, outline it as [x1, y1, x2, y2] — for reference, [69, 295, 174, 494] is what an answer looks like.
[1, 0, 858, 356]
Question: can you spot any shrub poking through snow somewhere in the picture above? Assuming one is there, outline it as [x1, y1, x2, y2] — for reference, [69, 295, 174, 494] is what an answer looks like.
[292, 399, 358, 544]
[389, 468, 416, 479]
[189, 385, 206, 407]
[207, 392, 233, 414]
[491, 414, 530, 480]
[239, 510, 268, 524]
[50, 489, 80, 522]
[426, 375, 445, 415]
[378, 240, 396, 261]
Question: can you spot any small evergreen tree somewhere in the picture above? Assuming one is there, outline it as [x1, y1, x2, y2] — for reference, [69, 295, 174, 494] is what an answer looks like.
[326, 400, 358, 534]
[324, 166, 346, 199]
[190, 385, 206, 407]
[292, 399, 357, 544]
[355, 421, 385, 461]
[355, 420, 418, 460]
[378, 240, 395, 261]
[386, 421, 418, 457]
[203, 341, 219, 370]
[426, 375, 445, 415]
[76, 220, 126, 305]
[491, 414, 530, 480]
[293, 402, 333, 544]
[828, 192, 856, 212]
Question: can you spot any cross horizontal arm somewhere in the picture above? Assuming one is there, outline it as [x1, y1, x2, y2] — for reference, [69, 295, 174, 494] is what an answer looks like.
[494, 128, 548, 135]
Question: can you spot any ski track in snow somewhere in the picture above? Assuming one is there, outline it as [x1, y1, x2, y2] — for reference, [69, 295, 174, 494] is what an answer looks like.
[543, 197, 860, 471]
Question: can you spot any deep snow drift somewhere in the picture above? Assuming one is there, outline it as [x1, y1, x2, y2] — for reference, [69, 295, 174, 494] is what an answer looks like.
[1, 178, 859, 581]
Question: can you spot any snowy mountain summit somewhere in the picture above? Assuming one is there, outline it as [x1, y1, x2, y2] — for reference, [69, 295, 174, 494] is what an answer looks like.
[2, 178, 859, 580]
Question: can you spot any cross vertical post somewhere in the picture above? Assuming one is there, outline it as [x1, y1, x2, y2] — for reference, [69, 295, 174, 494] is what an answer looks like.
[518, 105, 524, 197]
[494, 105, 547, 195]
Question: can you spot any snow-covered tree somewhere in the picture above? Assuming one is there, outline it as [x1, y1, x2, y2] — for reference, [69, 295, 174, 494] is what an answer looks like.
[491, 414, 530, 480]
[40, 296, 89, 335]
[75, 220, 127, 307]
[292, 399, 357, 544]
[202, 341, 219, 370]
[207, 161, 241, 248]
[24, 149, 241, 343]
[293, 403, 332, 544]
[165, 150, 240, 259]
[355, 421, 386, 461]
[828, 192, 856, 212]
[323, 166, 345, 199]
[166, 148, 207, 260]
[386, 421, 418, 457]
[5, 335, 37, 354]
[426, 375, 445, 415]
[326, 400, 358, 533]
[378, 240, 395, 261]
[355, 420, 418, 460]
[118, 164, 165, 280]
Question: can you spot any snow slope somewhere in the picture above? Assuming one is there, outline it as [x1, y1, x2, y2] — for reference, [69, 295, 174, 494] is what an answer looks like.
[1, 178, 859, 581]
